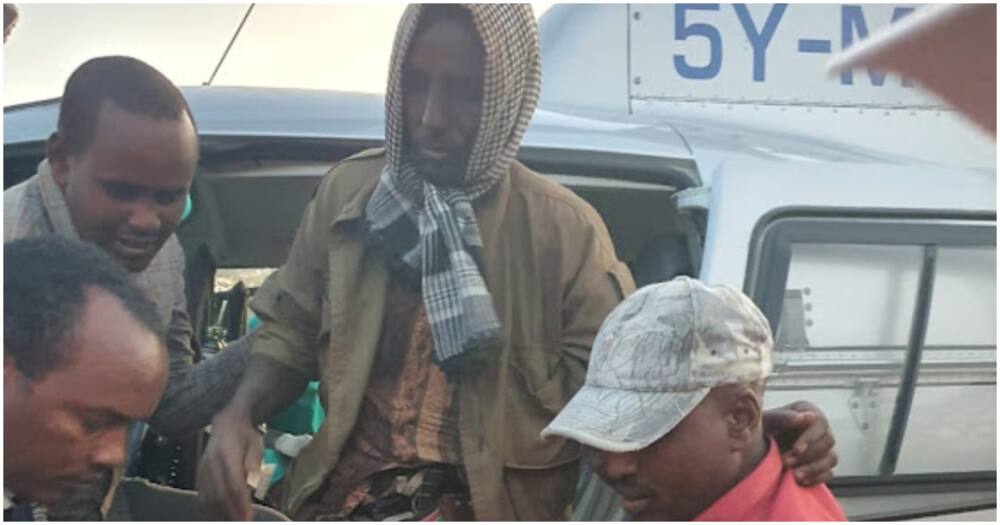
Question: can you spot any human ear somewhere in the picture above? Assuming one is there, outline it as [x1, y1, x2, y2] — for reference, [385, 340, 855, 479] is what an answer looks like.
[46, 133, 71, 189]
[727, 389, 762, 447]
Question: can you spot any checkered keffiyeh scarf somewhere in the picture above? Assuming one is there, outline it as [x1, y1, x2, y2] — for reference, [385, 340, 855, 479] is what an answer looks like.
[364, 4, 541, 369]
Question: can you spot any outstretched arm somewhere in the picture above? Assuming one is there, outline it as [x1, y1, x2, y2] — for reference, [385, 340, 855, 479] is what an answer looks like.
[196, 168, 339, 520]
[196, 353, 308, 520]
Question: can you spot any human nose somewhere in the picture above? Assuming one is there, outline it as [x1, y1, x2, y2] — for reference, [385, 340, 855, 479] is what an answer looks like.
[127, 201, 162, 234]
[595, 449, 638, 483]
[91, 426, 128, 470]
[420, 80, 448, 130]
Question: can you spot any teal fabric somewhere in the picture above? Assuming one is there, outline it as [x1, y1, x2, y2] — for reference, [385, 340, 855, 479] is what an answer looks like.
[267, 381, 325, 436]
[246, 315, 326, 435]
[263, 383, 324, 488]
[263, 448, 287, 485]
[247, 313, 261, 332]
[181, 194, 193, 223]
[247, 316, 326, 489]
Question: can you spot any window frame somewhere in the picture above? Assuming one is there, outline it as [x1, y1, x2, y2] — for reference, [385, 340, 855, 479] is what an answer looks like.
[744, 207, 996, 489]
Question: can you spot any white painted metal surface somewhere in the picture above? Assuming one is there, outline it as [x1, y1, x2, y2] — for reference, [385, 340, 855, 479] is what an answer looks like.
[536, 4, 997, 170]
[698, 160, 996, 287]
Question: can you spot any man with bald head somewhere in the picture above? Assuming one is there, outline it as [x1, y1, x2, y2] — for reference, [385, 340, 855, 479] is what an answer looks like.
[5, 55, 251, 520]
[4, 236, 169, 521]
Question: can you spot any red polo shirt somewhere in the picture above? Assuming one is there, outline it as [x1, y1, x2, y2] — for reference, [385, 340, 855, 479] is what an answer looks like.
[695, 439, 847, 521]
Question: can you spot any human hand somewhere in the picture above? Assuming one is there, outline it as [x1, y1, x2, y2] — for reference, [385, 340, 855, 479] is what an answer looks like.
[763, 400, 838, 486]
[196, 409, 264, 520]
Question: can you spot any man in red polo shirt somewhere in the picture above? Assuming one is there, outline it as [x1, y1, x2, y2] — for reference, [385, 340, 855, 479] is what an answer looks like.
[542, 277, 847, 521]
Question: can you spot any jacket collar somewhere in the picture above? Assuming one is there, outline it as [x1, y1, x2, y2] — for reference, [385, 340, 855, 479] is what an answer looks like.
[35, 159, 83, 241]
[329, 159, 514, 238]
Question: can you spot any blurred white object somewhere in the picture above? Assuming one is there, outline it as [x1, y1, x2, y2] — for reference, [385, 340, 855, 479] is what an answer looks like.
[274, 433, 313, 458]
[253, 464, 277, 500]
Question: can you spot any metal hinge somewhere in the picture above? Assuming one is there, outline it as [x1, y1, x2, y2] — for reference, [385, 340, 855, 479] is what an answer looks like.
[848, 379, 880, 433]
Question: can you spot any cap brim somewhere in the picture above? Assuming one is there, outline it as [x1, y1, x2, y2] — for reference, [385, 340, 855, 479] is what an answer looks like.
[541, 384, 711, 453]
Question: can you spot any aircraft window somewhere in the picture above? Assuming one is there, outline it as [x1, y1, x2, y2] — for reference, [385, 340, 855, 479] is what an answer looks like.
[780, 243, 922, 352]
[896, 246, 996, 475]
[778, 243, 920, 476]
[775, 242, 996, 477]
[923, 246, 997, 349]
[748, 215, 996, 480]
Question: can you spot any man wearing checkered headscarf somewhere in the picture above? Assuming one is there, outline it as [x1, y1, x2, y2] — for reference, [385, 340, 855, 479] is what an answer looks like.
[365, 3, 541, 370]
[199, 4, 635, 521]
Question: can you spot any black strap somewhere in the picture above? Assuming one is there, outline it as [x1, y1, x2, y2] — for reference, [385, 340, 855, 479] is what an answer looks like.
[351, 465, 470, 521]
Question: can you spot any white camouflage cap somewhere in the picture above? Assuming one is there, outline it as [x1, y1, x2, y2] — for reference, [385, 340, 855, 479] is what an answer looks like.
[542, 276, 774, 452]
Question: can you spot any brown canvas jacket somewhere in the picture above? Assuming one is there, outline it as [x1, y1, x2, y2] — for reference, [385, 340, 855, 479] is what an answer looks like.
[250, 148, 635, 520]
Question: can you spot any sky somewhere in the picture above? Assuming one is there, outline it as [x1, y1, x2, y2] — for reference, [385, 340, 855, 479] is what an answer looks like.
[2, 3, 555, 106]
